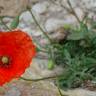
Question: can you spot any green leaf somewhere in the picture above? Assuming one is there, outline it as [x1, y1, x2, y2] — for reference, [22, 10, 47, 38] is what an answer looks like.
[10, 16, 19, 29]
[67, 22, 88, 40]
[64, 49, 71, 64]
[67, 31, 86, 40]
[83, 57, 96, 65]
[79, 22, 88, 32]
[88, 31, 96, 40]
[36, 47, 41, 52]
[91, 21, 96, 29]
[48, 60, 54, 70]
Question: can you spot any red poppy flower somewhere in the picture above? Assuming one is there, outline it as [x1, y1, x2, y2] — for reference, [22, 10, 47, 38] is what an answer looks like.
[0, 30, 36, 85]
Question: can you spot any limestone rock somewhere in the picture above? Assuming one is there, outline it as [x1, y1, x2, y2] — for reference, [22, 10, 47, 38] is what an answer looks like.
[32, 1, 49, 14]
[5, 87, 21, 96]
[75, 0, 96, 12]
[62, 89, 96, 96]
[23, 59, 63, 78]
[45, 18, 65, 32]
[0, 0, 30, 17]
[19, 11, 33, 23]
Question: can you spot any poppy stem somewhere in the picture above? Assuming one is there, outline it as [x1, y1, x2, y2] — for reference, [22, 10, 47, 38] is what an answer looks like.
[20, 75, 62, 82]
[27, 6, 53, 45]
[27, 6, 55, 64]
[20, 75, 65, 96]
[20, 76, 56, 81]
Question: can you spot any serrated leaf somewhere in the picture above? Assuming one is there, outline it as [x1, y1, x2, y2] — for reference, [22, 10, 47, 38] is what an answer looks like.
[10, 16, 19, 29]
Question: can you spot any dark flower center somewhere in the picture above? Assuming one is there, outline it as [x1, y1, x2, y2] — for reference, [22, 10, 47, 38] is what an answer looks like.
[1, 56, 9, 64]
[0, 56, 10, 67]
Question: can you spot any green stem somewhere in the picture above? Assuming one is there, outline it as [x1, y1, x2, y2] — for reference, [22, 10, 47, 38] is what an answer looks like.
[20, 75, 62, 82]
[38, 48, 49, 53]
[56, 80, 64, 96]
[67, 0, 81, 23]
[82, 12, 89, 25]
[27, 7, 53, 44]
[20, 76, 66, 96]
[51, 0, 71, 13]
[32, 37, 49, 53]
[27, 6, 55, 67]
[51, 0, 80, 23]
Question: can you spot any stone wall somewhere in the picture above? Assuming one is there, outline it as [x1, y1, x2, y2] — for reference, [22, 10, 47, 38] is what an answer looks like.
[0, 0, 96, 17]
[0, 1, 96, 96]
[1, 0, 96, 21]
[0, 0, 30, 17]
[1, 0, 96, 44]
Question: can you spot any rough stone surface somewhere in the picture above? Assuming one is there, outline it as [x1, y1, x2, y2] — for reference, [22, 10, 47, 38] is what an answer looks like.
[0, 0, 96, 96]
[4, 87, 21, 96]
[1, 80, 60, 96]
[32, 1, 49, 14]
[74, 0, 96, 11]
[0, 0, 30, 17]
[62, 89, 96, 96]
[45, 18, 65, 32]
[23, 59, 63, 78]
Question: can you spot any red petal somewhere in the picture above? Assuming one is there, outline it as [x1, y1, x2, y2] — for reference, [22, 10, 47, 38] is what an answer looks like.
[0, 30, 36, 85]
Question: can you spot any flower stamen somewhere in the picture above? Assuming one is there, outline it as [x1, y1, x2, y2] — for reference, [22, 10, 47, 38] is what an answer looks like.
[1, 56, 9, 65]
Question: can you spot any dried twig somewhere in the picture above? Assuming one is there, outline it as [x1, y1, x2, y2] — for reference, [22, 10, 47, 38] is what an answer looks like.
[27, 6, 53, 44]
[0, 18, 11, 31]
[51, 0, 81, 23]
